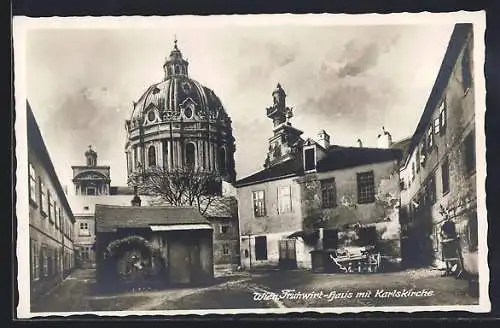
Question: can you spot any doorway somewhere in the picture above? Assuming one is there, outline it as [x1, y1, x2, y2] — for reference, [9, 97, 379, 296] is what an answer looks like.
[279, 239, 297, 269]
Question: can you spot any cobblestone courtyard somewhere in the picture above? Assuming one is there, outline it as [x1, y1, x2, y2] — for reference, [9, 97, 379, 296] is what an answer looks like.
[30, 268, 479, 313]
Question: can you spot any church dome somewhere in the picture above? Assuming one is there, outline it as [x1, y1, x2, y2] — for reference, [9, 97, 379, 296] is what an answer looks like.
[124, 39, 236, 183]
[129, 40, 231, 127]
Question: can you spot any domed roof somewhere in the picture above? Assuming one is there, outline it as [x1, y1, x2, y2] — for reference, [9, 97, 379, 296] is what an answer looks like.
[129, 40, 231, 126]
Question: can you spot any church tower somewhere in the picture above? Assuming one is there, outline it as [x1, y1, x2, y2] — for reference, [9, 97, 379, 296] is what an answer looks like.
[264, 83, 304, 168]
[72, 145, 111, 195]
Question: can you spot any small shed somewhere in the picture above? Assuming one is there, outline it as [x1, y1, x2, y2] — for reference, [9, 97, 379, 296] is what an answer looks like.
[95, 204, 214, 287]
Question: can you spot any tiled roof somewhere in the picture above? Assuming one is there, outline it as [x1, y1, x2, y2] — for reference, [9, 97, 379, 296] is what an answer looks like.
[95, 204, 211, 232]
[234, 159, 304, 187]
[203, 197, 238, 218]
[316, 146, 402, 172]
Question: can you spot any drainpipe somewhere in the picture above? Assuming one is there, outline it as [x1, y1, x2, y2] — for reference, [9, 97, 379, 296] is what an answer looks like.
[248, 234, 252, 270]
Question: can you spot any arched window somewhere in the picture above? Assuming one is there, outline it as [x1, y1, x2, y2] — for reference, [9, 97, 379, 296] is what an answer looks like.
[218, 147, 227, 173]
[185, 143, 196, 168]
[148, 146, 156, 167]
[175, 66, 180, 75]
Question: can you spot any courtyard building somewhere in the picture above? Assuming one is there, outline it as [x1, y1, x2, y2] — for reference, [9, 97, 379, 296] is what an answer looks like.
[94, 196, 214, 288]
[27, 101, 76, 304]
[235, 84, 404, 272]
[399, 23, 478, 276]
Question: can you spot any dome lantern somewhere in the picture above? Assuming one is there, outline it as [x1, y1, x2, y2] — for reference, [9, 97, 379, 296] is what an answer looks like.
[163, 37, 189, 80]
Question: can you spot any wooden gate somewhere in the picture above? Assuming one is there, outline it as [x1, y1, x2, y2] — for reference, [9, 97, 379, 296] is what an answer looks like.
[279, 239, 297, 269]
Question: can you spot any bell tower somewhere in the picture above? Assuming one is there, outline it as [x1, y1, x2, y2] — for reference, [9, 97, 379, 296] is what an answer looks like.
[72, 145, 111, 196]
[264, 83, 304, 168]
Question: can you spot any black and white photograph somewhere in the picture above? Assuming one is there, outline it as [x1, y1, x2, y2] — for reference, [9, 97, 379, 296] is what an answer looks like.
[13, 12, 489, 317]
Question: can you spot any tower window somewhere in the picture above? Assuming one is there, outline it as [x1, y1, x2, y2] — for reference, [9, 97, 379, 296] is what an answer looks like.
[218, 147, 227, 173]
[185, 143, 196, 168]
[148, 145, 156, 167]
[147, 110, 156, 122]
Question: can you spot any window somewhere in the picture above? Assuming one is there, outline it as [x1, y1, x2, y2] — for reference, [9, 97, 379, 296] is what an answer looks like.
[55, 207, 60, 228]
[41, 246, 48, 277]
[86, 187, 96, 196]
[321, 178, 337, 208]
[59, 211, 64, 232]
[220, 225, 230, 234]
[439, 101, 447, 135]
[31, 240, 39, 280]
[464, 130, 476, 174]
[434, 117, 441, 135]
[411, 162, 415, 181]
[357, 171, 375, 204]
[218, 147, 227, 174]
[278, 185, 292, 214]
[29, 164, 37, 205]
[252, 190, 266, 217]
[462, 45, 472, 92]
[254, 236, 268, 260]
[441, 157, 450, 195]
[147, 110, 156, 122]
[79, 222, 90, 236]
[185, 143, 196, 167]
[427, 127, 434, 150]
[304, 148, 316, 171]
[133, 146, 138, 168]
[425, 174, 437, 205]
[51, 200, 57, 224]
[222, 244, 230, 255]
[48, 193, 54, 222]
[148, 145, 156, 167]
[40, 181, 47, 215]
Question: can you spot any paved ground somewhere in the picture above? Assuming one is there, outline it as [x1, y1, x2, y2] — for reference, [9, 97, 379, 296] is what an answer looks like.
[30, 267, 478, 313]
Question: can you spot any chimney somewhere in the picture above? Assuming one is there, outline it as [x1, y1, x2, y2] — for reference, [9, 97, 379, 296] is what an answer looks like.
[317, 130, 330, 149]
[377, 126, 393, 149]
[356, 139, 363, 148]
[131, 186, 141, 206]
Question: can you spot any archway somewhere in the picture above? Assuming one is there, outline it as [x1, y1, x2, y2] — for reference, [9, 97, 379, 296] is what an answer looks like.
[104, 235, 161, 286]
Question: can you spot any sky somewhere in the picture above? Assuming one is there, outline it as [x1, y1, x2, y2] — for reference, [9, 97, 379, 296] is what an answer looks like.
[25, 22, 455, 193]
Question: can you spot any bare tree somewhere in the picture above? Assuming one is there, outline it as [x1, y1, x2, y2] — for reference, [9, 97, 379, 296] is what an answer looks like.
[128, 166, 234, 217]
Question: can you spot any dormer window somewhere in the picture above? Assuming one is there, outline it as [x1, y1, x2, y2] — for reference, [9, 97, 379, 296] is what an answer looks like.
[147, 110, 156, 123]
[304, 148, 316, 171]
